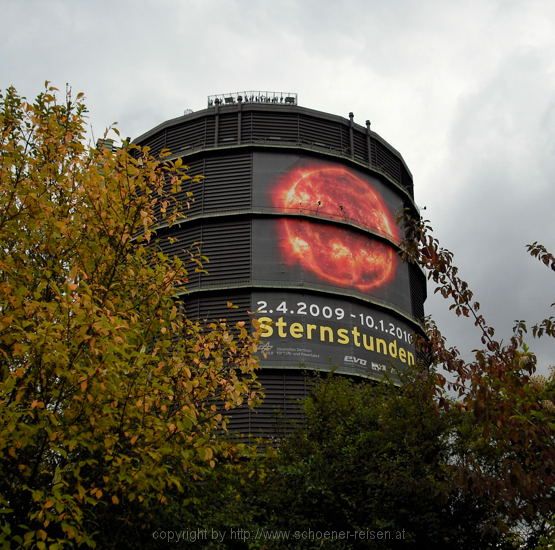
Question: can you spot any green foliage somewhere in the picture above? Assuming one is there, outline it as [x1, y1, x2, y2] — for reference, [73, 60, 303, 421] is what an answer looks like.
[0, 84, 260, 548]
[233, 374, 514, 549]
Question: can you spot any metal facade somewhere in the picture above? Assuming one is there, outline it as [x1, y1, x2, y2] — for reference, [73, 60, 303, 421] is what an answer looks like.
[135, 100, 425, 437]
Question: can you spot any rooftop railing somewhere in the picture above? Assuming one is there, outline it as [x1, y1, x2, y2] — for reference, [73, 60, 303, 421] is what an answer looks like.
[208, 91, 297, 107]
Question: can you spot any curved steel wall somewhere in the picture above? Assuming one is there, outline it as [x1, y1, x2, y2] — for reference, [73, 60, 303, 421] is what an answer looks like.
[135, 103, 425, 437]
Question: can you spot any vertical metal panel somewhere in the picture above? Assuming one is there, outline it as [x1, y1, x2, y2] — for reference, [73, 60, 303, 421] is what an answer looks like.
[199, 220, 251, 286]
[369, 135, 378, 168]
[165, 118, 207, 153]
[353, 131, 368, 164]
[226, 370, 315, 438]
[409, 263, 426, 320]
[237, 103, 242, 144]
[340, 125, 350, 156]
[218, 113, 238, 145]
[349, 113, 355, 159]
[299, 115, 343, 150]
[373, 139, 402, 183]
[205, 116, 216, 147]
[203, 153, 252, 213]
[241, 111, 253, 142]
[214, 106, 220, 146]
[251, 112, 299, 142]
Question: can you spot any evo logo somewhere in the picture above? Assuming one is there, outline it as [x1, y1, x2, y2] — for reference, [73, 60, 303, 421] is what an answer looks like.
[344, 355, 367, 366]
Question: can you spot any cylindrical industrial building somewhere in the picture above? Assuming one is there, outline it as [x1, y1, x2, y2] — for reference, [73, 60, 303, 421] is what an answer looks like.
[134, 91, 426, 437]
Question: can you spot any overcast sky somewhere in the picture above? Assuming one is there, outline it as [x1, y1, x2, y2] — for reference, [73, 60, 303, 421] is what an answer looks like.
[2, 0, 554, 373]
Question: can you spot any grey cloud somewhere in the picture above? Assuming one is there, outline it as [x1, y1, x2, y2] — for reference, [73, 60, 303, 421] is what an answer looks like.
[423, 47, 555, 372]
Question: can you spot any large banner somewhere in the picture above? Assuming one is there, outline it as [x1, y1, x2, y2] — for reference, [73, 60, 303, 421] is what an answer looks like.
[230, 152, 418, 379]
[252, 291, 415, 380]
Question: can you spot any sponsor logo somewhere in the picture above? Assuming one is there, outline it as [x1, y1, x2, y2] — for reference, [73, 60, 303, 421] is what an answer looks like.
[344, 355, 367, 366]
[259, 342, 274, 355]
[371, 362, 387, 372]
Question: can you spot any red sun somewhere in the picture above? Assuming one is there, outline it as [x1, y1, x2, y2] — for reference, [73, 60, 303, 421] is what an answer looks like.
[272, 165, 399, 292]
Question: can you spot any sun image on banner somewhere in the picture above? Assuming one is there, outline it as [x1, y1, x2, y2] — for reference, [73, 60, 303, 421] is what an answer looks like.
[271, 163, 399, 293]
[252, 153, 409, 309]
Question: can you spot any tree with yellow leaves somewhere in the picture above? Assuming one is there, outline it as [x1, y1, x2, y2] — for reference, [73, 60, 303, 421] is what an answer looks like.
[0, 84, 260, 548]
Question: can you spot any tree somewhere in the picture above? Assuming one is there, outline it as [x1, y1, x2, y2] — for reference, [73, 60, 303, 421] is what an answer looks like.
[400, 212, 554, 547]
[236, 373, 520, 550]
[0, 84, 260, 548]
[251, 374, 454, 549]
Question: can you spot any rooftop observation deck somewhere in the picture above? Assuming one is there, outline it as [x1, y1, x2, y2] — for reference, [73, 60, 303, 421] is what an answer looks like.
[134, 91, 414, 197]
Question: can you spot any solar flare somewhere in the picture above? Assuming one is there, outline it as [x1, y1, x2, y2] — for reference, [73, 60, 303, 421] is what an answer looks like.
[272, 165, 399, 292]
